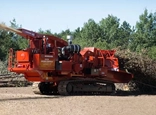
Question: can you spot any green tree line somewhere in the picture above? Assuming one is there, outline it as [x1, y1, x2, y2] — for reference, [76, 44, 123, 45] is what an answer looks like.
[0, 9, 156, 60]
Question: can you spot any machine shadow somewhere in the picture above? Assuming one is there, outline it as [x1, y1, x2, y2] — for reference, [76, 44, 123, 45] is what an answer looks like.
[111, 91, 156, 96]
[1, 91, 156, 102]
[56, 91, 156, 97]
[0, 95, 66, 102]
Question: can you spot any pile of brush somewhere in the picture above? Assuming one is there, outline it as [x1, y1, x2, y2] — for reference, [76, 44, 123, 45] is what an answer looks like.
[115, 49, 156, 93]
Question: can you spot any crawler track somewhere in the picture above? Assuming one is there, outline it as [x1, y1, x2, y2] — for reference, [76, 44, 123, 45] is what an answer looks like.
[38, 79, 116, 96]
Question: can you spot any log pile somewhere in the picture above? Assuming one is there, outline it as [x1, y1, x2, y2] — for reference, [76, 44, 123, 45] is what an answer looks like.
[0, 61, 32, 87]
[115, 49, 156, 93]
[0, 74, 32, 87]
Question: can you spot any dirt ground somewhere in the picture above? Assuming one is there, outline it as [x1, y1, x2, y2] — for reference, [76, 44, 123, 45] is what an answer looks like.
[0, 87, 155, 115]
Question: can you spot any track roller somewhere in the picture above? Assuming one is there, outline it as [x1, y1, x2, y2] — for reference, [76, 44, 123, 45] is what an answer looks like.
[38, 82, 58, 95]
[58, 81, 73, 96]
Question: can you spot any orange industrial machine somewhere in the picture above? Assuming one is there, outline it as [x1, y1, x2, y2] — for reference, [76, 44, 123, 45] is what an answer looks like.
[0, 24, 133, 95]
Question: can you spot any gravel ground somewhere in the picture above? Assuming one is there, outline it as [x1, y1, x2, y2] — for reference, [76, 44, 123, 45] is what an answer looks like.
[0, 87, 156, 115]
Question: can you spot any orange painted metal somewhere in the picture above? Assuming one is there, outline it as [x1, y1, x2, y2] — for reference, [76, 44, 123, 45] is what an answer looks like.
[16, 51, 29, 62]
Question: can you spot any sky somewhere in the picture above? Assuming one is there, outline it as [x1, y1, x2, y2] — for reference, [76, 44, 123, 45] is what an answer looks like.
[0, 0, 156, 33]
